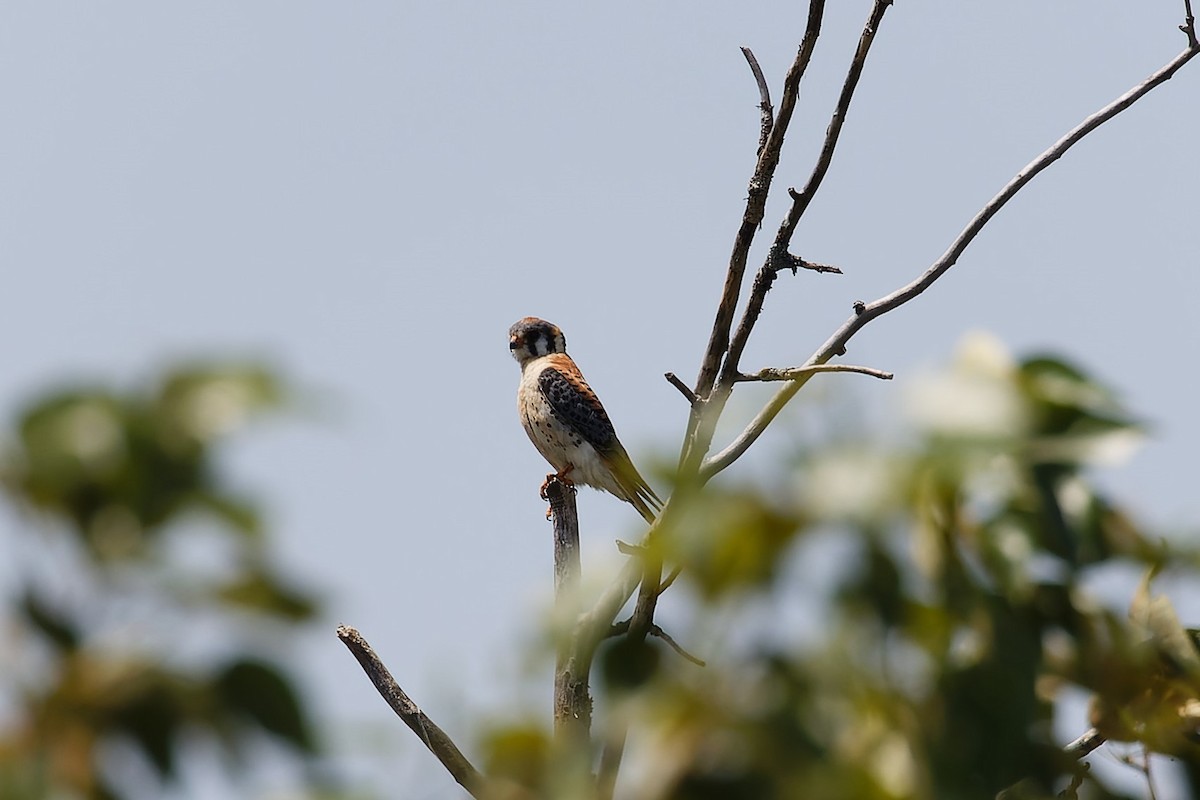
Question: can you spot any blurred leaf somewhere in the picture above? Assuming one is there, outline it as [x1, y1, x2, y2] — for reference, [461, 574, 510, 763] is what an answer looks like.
[1019, 357, 1143, 466]
[214, 659, 315, 753]
[214, 568, 320, 622]
[155, 364, 284, 448]
[1019, 357, 1129, 426]
[666, 490, 801, 599]
[930, 596, 1060, 796]
[1130, 570, 1200, 681]
[17, 589, 79, 651]
[670, 769, 773, 800]
[190, 491, 262, 537]
[839, 538, 905, 629]
[11, 392, 129, 532]
[482, 724, 549, 792]
[0, 360, 322, 800]
[107, 678, 188, 778]
[601, 637, 661, 691]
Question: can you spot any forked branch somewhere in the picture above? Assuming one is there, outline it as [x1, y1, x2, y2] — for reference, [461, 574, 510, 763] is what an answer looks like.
[693, 0, 827, 400]
[702, 22, 1200, 479]
[719, 0, 892, 390]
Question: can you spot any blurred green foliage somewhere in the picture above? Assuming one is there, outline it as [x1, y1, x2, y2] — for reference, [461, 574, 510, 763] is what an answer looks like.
[0, 364, 322, 800]
[486, 333, 1200, 799]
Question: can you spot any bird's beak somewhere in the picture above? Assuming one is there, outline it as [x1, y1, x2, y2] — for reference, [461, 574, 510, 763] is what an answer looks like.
[509, 336, 521, 351]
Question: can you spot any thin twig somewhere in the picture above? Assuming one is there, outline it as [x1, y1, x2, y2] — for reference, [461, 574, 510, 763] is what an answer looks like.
[615, 539, 644, 557]
[651, 625, 707, 666]
[780, 255, 843, 274]
[658, 565, 682, 595]
[1143, 745, 1158, 800]
[608, 618, 706, 666]
[664, 372, 699, 406]
[692, 0, 826, 401]
[1183, 0, 1198, 47]
[1061, 764, 1088, 799]
[737, 364, 893, 382]
[628, 554, 664, 644]
[741, 46, 774, 154]
[701, 35, 1200, 480]
[337, 625, 488, 798]
[1064, 727, 1106, 759]
[787, 0, 893, 227]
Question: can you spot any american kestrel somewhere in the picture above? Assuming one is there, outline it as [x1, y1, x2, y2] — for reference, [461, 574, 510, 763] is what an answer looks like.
[509, 317, 662, 523]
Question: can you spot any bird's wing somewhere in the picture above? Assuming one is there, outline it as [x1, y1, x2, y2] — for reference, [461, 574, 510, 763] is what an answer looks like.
[536, 361, 618, 452]
[537, 360, 662, 521]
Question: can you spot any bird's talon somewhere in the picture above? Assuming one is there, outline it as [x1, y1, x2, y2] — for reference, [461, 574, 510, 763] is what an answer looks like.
[541, 468, 577, 501]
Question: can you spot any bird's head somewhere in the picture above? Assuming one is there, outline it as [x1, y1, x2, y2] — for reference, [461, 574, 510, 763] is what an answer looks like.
[509, 317, 566, 366]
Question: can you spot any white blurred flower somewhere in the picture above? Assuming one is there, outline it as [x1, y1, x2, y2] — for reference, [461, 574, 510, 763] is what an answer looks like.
[905, 331, 1028, 439]
[800, 448, 899, 522]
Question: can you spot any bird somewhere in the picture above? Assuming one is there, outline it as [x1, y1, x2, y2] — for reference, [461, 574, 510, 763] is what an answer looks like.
[509, 316, 661, 523]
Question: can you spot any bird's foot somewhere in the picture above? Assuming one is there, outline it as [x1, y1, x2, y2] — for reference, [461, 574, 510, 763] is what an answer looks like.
[540, 468, 577, 519]
[539, 467, 576, 499]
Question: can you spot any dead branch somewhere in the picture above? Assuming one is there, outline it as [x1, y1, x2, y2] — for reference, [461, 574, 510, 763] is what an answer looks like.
[545, 478, 591, 743]
[1065, 727, 1107, 760]
[608, 618, 707, 667]
[740, 47, 774, 154]
[596, 727, 628, 800]
[701, 29, 1200, 480]
[692, 0, 827, 401]
[663, 372, 699, 406]
[719, 0, 892, 392]
[737, 364, 893, 382]
[337, 625, 488, 798]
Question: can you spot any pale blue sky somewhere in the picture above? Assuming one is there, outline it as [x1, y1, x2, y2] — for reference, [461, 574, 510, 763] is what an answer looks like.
[2, 2, 1198, 797]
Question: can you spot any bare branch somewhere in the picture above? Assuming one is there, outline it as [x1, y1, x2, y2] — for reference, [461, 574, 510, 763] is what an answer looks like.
[658, 565, 682, 595]
[576, 557, 643, 644]
[737, 364, 893, 382]
[546, 478, 580, 599]
[693, 0, 826, 400]
[741, 46, 774, 154]
[778, 254, 843, 274]
[1063, 765, 1089, 796]
[1184, 0, 1198, 47]
[596, 727, 628, 800]
[720, 0, 891, 389]
[664, 372, 699, 406]
[545, 478, 591, 743]
[615, 539, 644, 556]
[568, 495, 684, 686]
[628, 556, 664, 643]
[651, 626, 707, 667]
[701, 36, 1200, 480]
[608, 618, 707, 667]
[337, 625, 488, 798]
[1064, 727, 1106, 759]
[786, 0, 892, 229]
